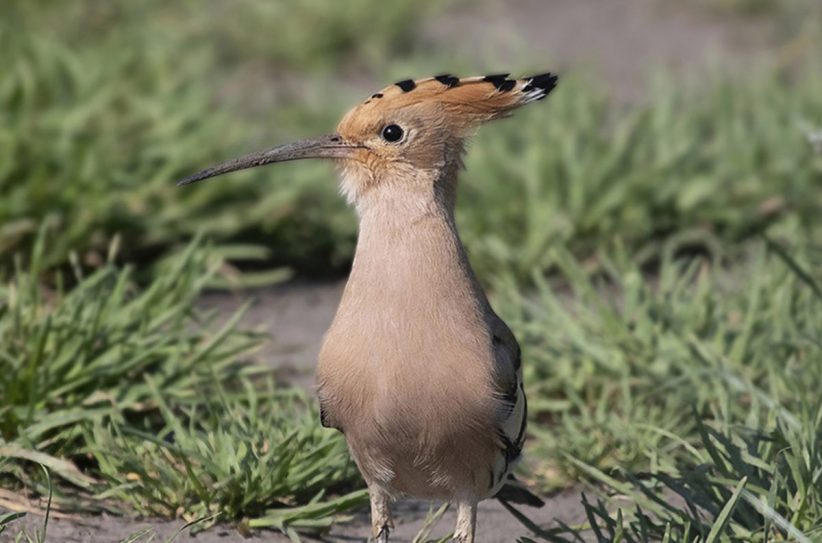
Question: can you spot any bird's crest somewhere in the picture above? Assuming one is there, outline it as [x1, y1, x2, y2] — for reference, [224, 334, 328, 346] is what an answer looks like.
[365, 72, 556, 110]
[339, 72, 558, 137]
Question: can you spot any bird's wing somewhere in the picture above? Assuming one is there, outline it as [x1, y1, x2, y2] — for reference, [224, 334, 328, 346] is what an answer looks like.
[488, 320, 527, 493]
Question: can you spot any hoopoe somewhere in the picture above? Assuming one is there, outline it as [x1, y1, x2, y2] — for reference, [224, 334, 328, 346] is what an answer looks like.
[178, 72, 558, 542]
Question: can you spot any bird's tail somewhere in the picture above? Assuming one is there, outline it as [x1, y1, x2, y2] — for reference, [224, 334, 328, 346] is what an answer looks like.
[494, 474, 545, 508]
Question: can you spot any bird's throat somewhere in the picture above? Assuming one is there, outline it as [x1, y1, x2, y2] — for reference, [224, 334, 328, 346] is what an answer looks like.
[342, 197, 484, 316]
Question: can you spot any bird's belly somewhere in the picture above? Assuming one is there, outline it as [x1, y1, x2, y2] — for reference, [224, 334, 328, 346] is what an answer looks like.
[345, 398, 499, 500]
[317, 325, 499, 499]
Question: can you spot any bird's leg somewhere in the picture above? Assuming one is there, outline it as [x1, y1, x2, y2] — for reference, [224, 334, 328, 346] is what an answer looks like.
[369, 485, 393, 543]
[452, 498, 477, 543]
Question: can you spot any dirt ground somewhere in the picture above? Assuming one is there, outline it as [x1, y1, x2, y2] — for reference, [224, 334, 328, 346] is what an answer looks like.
[2, 0, 784, 541]
[3, 488, 587, 542]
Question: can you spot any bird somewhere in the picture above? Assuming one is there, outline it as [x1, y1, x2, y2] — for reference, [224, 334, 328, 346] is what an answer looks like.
[177, 72, 558, 542]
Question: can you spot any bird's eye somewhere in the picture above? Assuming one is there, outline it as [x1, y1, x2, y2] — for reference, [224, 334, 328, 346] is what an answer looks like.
[381, 124, 404, 143]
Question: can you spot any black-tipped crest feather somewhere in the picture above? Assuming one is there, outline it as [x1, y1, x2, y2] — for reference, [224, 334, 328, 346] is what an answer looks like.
[395, 79, 416, 92]
[434, 74, 460, 88]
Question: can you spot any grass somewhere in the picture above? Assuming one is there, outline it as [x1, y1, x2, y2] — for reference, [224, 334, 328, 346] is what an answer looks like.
[2, 0, 822, 541]
[1, 232, 255, 491]
[0, 231, 363, 538]
[3, 231, 819, 540]
[0, 0, 441, 280]
[461, 73, 822, 283]
[493, 233, 822, 541]
[1, 1, 820, 283]
[498, 236, 821, 486]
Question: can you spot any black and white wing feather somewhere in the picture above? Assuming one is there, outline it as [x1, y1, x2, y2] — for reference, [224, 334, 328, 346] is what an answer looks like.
[488, 325, 527, 492]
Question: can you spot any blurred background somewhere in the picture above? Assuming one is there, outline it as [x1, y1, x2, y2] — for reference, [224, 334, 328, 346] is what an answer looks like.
[2, 0, 819, 281]
[1, 1, 821, 541]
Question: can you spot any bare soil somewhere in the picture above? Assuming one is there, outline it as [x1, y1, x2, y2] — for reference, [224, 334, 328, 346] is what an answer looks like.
[3, 490, 586, 542]
[2, 0, 784, 541]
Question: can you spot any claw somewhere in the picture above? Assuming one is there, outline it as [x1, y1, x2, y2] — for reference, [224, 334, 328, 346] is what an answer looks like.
[375, 524, 390, 543]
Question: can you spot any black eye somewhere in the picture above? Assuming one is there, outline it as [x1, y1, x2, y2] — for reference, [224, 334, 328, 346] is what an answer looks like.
[381, 124, 404, 142]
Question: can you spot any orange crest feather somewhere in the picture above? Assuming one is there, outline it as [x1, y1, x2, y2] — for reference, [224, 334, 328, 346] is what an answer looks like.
[339, 72, 558, 138]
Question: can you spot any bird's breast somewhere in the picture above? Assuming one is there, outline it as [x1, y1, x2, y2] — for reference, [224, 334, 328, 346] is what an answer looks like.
[316, 279, 497, 432]
[315, 212, 505, 496]
[317, 293, 500, 497]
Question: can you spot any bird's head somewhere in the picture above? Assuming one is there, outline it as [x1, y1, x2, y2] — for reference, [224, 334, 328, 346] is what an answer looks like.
[177, 73, 557, 208]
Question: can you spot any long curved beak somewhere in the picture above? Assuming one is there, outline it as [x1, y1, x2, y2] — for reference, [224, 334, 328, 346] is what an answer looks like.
[176, 133, 358, 186]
